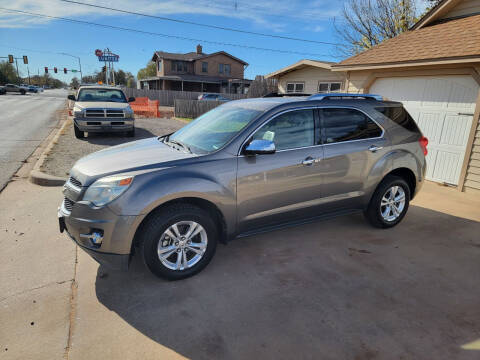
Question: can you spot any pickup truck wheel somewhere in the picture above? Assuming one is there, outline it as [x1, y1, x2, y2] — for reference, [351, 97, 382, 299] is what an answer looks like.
[74, 125, 84, 139]
[364, 175, 410, 228]
[126, 128, 135, 137]
[141, 203, 218, 280]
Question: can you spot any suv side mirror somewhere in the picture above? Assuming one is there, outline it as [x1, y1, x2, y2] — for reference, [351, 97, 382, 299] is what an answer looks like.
[128, 97, 135, 102]
[244, 139, 276, 155]
[67, 94, 76, 101]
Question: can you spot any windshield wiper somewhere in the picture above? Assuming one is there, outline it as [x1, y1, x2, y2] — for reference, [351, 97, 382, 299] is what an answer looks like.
[165, 137, 191, 153]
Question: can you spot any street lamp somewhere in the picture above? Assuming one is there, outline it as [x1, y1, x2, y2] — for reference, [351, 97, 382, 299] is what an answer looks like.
[59, 52, 83, 83]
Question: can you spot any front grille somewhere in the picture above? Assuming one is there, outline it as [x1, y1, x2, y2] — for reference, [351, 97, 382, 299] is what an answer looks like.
[106, 109, 124, 118]
[63, 197, 74, 212]
[85, 109, 105, 117]
[69, 176, 82, 187]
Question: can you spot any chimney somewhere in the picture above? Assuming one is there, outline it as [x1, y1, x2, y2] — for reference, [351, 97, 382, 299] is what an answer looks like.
[196, 44, 203, 54]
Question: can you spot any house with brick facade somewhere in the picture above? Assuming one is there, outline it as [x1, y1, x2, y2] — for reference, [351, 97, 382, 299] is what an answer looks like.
[138, 45, 251, 94]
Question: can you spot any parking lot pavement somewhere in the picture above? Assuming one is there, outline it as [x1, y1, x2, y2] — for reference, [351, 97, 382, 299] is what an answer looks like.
[66, 185, 480, 360]
[41, 117, 185, 178]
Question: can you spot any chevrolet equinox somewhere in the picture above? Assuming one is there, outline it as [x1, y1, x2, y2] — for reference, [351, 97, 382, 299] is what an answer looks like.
[58, 94, 428, 280]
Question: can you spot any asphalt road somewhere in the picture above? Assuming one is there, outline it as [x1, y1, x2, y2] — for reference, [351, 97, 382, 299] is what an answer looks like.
[0, 89, 67, 190]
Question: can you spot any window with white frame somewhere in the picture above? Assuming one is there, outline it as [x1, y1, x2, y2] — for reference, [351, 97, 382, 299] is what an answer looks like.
[318, 82, 342, 93]
[286, 82, 304, 93]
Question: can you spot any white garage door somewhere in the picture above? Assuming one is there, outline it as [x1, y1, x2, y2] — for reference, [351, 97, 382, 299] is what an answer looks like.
[371, 75, 478, 185]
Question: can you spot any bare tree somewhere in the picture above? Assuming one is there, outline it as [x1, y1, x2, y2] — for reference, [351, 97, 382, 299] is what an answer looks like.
[248, 76, 278, 98]
[335, 0, 419, 56]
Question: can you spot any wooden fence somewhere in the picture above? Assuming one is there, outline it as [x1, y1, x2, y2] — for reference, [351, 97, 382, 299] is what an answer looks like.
[124, 88, 247, 106]
[174, 99, 227, 119]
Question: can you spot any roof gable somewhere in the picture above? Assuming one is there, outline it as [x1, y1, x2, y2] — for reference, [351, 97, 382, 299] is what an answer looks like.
[412, 0, 471, 30]
[265, 59, 335, 78]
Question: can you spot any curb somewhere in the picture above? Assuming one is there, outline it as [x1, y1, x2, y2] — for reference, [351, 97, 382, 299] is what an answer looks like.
[29, 117, 70, 187]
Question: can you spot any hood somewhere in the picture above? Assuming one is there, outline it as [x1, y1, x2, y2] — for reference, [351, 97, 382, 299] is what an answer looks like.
[74, 101, 131, 110]
[71, 137, 196, 185]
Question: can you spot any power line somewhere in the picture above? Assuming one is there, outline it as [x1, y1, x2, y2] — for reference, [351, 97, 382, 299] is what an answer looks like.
[59, 0, 340, 46]
[0, 7, 336, 57]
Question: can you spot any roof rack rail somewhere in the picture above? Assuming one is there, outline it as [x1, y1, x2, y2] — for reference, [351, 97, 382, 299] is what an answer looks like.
[263, 92, 311, 98]
[308, 93, 383, 101]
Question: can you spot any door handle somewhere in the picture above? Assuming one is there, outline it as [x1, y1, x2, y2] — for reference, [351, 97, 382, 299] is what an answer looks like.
[368, 145, 383, 152]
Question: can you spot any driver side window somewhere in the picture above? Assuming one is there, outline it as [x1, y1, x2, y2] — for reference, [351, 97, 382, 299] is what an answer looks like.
[252, 109, 315, 151]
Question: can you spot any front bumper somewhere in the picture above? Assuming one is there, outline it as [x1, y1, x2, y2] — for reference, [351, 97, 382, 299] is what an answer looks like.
[58, 200, 138, 271]
[74, 118, 134, 133]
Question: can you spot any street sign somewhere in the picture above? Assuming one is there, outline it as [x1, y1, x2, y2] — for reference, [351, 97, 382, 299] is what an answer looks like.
[71, 69, 78, 73]
[95, 49, 103, 57]
[98, 55, 119, 62]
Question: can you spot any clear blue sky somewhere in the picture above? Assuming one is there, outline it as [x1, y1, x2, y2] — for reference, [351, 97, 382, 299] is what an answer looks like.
[0, 0, 426, 83]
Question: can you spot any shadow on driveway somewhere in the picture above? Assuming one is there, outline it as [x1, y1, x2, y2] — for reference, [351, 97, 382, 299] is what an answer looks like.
[94, 206, 480, 360]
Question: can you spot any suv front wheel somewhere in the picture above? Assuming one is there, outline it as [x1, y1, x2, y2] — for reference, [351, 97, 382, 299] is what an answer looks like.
[365, 175, 410, 228]
[141, 203, 218, 280]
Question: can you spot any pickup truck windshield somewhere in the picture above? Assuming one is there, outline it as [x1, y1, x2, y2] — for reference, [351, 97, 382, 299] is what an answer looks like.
[169, 103, 262, 154]
[77, 89, 127, 103]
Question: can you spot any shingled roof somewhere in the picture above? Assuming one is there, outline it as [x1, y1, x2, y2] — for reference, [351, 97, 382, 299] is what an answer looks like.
[333, 14, 480, 70]
[152, 50, 248, 65]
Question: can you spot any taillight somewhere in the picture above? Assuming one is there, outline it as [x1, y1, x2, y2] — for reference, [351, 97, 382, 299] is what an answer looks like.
[419, 136, 428, 156]
[68, 110, 73, 116]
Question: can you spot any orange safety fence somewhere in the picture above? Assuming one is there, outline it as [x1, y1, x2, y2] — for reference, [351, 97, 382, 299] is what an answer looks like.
[130, 97, 160, 117]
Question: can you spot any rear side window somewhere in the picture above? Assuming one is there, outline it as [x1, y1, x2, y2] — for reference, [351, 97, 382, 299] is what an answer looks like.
[322, 108, 382, 144]
[375, 106, 420, 133]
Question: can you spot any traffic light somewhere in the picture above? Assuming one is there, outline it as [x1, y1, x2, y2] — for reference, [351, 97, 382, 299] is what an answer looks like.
[44, 67, 48, 74]
[102, 65, 106, 72]
[64, 68, 67, 74]
[54, 67, 57, 73]
[23, 56, 28, 64]
[8, 54, 14, 63]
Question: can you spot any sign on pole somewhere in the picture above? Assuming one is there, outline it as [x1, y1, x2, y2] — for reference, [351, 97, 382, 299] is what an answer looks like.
[98, 55, 119, 62]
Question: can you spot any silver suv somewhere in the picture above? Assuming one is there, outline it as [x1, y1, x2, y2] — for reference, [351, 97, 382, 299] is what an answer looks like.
[68, 86, 136, 139]
[58, 94, 428, 280]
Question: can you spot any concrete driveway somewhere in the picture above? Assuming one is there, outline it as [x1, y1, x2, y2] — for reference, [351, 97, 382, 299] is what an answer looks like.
[69, 183, 480, 360]
[1, 179, 479, 360]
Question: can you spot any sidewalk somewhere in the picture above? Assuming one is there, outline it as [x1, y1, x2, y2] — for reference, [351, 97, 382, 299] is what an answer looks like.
[0, 179, 75, 359]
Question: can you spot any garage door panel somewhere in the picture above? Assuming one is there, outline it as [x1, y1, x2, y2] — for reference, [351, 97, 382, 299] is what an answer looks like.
[422, 78, 452, 107]
[416, 112, 444, 144]
[370, 75, 479, 185]
[440, 114, 472, 147]
[432, 151, 462, 184]
[448, 82, 478, 110]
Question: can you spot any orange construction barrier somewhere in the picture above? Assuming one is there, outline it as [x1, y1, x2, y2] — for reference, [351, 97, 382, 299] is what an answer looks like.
[130, 97, 160, 117]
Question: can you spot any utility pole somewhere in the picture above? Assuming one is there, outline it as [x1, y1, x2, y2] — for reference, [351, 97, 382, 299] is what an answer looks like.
[27, 66, 31, 85]
[59, 53, 83, 83]
[14, 58, 19, 79]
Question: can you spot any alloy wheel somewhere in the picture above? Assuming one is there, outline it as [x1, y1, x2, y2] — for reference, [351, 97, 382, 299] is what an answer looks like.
[157, 221, 208, 271]
[380, 185, 406, 222]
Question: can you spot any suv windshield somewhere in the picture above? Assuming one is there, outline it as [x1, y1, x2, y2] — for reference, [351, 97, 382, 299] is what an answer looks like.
[168, 103, 262, 154]
[77, 88, 127, 103]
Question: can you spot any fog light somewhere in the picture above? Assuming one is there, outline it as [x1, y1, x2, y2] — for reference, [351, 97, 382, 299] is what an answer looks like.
[80, 230, 104, 247]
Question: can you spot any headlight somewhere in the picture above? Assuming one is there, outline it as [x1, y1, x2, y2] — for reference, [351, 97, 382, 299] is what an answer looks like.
[73, 107, 84, 117]
[83, 175, 134, 207]
[124, 108, 134, 117]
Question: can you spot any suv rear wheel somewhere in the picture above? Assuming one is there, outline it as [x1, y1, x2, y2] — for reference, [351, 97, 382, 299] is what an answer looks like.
[141, 203, 218, 280]
[365, 175, 410, 228]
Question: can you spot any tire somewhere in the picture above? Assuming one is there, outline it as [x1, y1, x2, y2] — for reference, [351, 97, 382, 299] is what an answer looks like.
[126, 128, 135, 137]
[74, 125, 84, 139]
[20, 90, 26, 95]
[140, 203, 218, 280]
[364, 175, 410, 228]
